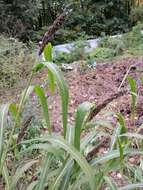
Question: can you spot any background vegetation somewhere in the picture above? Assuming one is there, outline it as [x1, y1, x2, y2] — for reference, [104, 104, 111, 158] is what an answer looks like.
[0, 0, 143, 44]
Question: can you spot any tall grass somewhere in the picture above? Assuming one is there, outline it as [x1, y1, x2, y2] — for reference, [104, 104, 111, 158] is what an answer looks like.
[1, 44, 143, 190]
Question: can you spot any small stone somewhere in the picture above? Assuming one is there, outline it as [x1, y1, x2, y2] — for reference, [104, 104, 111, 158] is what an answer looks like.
[98, 147, 106, 154]
[129, 157, 136, 164]
[117, 173, 122, 178]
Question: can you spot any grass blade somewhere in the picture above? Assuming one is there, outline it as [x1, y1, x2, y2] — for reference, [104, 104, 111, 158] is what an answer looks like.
[21, 143, 63, 158]
[74, 102, 95, 151]
[27, 181, 38, 190]
[91, 149, 143, 166]
[42, 61, 69, 138]
[21, 136, 96, 190]
[0, 104, 10, 161]
[127, 76, 137, 122]
[20, 85, 34, 107]
[49, 159, 73, 190]
[120, 133, 143, 139]
[44, 43, 52, 61]
[117, 113, 128, 144]
[119, 183, 143, 190]
[59, 161, 73, 190]
[104, 176, 117, 190]
[44, 43, 55, 94]
[66, 124, 75, 145]
[117, 137, 124, 171]
[36, 154, 52, 190]
[35, 85, 51, 134]
[81, 130, 98, 151]
[110, 124, 121, 151]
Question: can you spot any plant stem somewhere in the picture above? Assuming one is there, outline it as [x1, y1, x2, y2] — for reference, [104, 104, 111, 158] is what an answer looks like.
[0, 71, 34, 173]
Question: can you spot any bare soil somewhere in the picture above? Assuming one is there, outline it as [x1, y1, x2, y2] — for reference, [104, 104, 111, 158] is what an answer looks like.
[45, 57, 143, 132]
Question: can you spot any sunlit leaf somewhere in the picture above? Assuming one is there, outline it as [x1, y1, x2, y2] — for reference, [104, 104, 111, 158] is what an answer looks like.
[74, 102, 95, 151]
[44, 43, 55, 94]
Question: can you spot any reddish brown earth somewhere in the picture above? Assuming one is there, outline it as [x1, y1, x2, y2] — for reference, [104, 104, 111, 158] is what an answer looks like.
[44, 57, 143, 133]
[1, 57, 143, 132]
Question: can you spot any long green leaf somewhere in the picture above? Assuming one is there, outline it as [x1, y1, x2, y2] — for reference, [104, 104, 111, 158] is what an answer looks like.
[0, 104, 10, 161]
[127, 76, 137, 117]
[21, 136, 96, 190]
[120, 133, 143, 139]
[66, 124, 75, 145]
[36, 154, 52, 190]
[49, 159, 73, 190]
[81, 130, 98, 150]
[44, 43, 52, 61]
[48, 69, 55, 94]
[20, 85, 34, 108]
[141, 77, 143, 87]
[35, 85, 51, 133]
[117, 114, 128, 144]
[104, 176, 117, 190]
[91, 149, 143, 166]
[33, 62, 44, 73]
[20, 143, 63, 158]
[117, 137, 124, 170]
[59, 161, 73, 190]
[42, 61, 69, 138]
[119, 183, 143, 190]
[74, 102, 95, 151]
[110, 124, 121, 151]
[44, 43, 55, 94]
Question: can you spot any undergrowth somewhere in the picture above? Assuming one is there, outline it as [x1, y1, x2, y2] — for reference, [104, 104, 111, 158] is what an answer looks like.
[1, 44, 143, 190]
[0, 35, 35, 88]
[54, 23, 143, 66]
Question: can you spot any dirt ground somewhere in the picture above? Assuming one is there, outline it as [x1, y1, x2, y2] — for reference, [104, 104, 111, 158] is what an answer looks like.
[1, 57, 143, 132]
[42, 57, 143, 132]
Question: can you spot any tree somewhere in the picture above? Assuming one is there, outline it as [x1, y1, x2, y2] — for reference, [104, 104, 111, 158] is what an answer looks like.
[0, 0, 39, 41]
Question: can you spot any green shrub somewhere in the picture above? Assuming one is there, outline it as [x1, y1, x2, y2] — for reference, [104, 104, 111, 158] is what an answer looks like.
[99, 36, 125, 55]
[89, 47, 116, 62]
[122, 24, 143, 48]
[130, 6, 143, 24]
[54, 40, 89, 64]
[0, 35, 34, 88]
